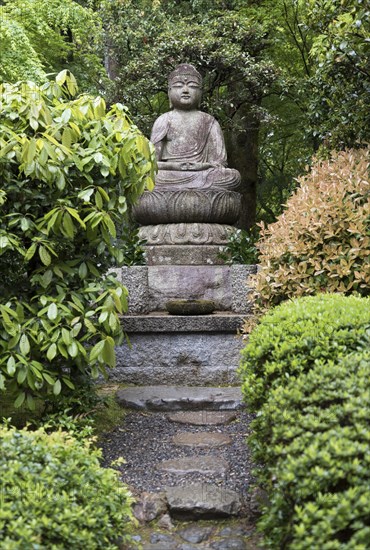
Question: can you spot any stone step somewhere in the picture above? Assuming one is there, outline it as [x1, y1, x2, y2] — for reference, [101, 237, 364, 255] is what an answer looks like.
[157, 456, 229, 475]
[172, 432, 232, 448]
[116, 386, 243, 411]
[168, 410, 238, 425]
[121, 312, 246, 333]
[165, 483, 241, 519]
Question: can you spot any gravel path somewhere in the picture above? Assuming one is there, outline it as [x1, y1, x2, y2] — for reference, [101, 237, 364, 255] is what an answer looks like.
[100, 410, 255, 502]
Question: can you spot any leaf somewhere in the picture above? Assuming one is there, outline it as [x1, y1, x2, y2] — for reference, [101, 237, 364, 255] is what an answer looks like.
[43, 372, 55, 385]
[26, 394, 36, 410]
[95, 190, 103, 209]
[78, 187, 94, 202]
[84, 317, 97, 333]
[65, 207, 86, 228]
[62, 128, 72, 148]
[17, 368, 27, 384]
[24, 242, 37, 261]
[41, 269, 53, 288]
[62, 212, 74, 238]
[104, 215, 116, 238]
[14, 392, 26, 408]
[47, 343, 57, 361]
[62, 377, 75, 390]
[7, 356, 16, 376]
[102, 338, 116, 367]
[26, 138, 37, 163]
[19, 334, 30, 355]
[68, 341, 78, 358]
[79, 262, 88, 279]
[62, 328, 71, 346]
[47, 303, 58, 321]
[53, 379, 62, 395]
[39, 245, 51, 266]
[90, 339, 105, 362]
[56, 69, 68, 86]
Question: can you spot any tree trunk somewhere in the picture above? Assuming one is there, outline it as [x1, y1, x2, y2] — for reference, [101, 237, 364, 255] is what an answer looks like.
[225, 110, 259, 229]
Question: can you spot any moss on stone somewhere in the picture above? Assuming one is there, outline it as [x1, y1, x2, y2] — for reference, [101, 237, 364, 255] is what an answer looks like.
[165, 299, 216, 315]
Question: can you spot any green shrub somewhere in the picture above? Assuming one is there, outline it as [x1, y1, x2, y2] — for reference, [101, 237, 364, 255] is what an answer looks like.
[0, 425, 135, 549]
[249, 147, 370, 313]
[0, 72, 155, 408]
[240, 294, 370, 412]
[240, 295, 370, 548]
[218, 227, 260, 265]
[254, 351, 370, 549]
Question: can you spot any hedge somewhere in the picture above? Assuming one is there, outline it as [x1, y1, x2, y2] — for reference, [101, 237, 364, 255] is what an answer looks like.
[0, 426, 135, 549]
[240, 295, 370, 549]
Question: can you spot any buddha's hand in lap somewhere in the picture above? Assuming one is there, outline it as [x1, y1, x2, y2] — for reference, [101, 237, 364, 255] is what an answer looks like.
[158, 161, 218, 171]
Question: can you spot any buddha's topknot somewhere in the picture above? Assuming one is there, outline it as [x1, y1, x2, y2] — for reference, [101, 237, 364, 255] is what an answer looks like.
[168, 64, 202, 85]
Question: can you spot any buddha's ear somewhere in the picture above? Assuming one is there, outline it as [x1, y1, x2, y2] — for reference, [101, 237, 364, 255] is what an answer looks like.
[169, 99, 173, 109]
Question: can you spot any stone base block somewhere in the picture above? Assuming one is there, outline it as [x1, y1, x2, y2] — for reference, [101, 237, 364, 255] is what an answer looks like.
[112, 331, 245, 386]
[145, 244, 226, 265]
[117, 264, 257, 314]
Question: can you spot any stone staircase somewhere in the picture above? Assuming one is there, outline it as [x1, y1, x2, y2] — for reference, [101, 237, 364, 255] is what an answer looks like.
[102, 386, 263, 549]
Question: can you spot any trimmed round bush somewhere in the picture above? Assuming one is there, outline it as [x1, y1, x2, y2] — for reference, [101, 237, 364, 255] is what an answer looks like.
[250, 147, 370, 312]
[0, 426, 135, 549]
[255, 351, 370, 549]
[240, 294, 370, 412]
[240, 294, 370, 549]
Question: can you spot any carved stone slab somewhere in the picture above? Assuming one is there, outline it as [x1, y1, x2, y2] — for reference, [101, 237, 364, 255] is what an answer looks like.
[133, 189, 241, 225]
[139, 223, 233, 245]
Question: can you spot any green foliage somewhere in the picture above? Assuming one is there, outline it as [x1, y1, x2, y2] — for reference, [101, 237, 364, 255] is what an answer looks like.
[247, 0, 316, 222]
[240, 294, 370, 548]
[0, 0, 105, 91]
[0, 424, 135, 549]
[119, 223, 147, 266]
[0, 72, 155, 408]
[218, 228, 259, 265]
[240, 294, 370, 412]
[249, 147, 370, 312]
[307, 0, 370, 150]
[102, 1, 277, 131]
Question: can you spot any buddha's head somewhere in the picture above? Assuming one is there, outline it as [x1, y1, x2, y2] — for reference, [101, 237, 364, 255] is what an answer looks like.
[168, 64, 202, 111]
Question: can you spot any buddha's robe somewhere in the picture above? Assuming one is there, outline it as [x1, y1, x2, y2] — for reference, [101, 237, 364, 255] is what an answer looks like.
[151, 111, 240, 191]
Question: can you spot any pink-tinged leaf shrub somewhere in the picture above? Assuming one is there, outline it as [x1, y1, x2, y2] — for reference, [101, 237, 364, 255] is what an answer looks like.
[250, 147, 369, 315]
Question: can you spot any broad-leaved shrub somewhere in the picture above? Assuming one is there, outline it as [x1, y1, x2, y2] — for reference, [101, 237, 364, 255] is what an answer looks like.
[0, 425, 135, 549]
[240, 295, 370, 548]
[251, 351, 370, 549]
[0, 72, 156, 408]
[250, 148, 370, 312]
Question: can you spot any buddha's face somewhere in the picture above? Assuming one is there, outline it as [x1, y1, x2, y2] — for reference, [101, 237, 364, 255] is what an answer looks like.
[168, 76, 202, 110]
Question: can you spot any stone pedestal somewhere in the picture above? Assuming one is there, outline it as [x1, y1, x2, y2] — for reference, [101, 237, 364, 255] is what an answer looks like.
[111, 184, 255, 386]
[111, 264, 256, 385]
[113, 312, 249, 386]
[134, 189, 241, 267]
[115, 264, 257, 314]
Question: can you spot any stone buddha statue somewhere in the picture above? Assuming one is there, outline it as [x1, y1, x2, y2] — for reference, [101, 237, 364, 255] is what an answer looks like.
[133, 64, 242, 258]
[151, 64, 240, 191]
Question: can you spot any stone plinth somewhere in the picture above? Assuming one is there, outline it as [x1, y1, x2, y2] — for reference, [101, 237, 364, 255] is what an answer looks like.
[113, 313, 248, 386]
[117, 264, 257, 314]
